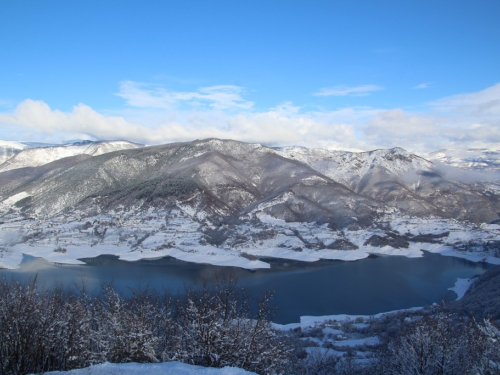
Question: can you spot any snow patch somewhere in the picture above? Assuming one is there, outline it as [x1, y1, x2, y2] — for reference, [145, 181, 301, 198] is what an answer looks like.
[448, 278, 474, 301]
[2, 192, 30, 205]
[41, 361, 256, 375]
[332, 336, 380, 347]
[0, 140, 28, 150]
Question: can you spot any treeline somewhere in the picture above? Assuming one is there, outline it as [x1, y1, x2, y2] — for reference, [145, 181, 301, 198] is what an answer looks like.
[0, 274, 291, 375]
[0, 276, 499, 375]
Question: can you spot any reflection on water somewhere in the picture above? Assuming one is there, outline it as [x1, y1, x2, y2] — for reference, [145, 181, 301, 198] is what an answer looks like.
[0, 252, 492, 324]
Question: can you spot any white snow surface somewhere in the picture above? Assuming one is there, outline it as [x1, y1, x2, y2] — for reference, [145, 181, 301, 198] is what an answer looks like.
[273, 306, 426, 333]
[274, 146, 435, 188]
[1, 192, 30, 206]
[427, 148, 500, 172]
[0, 140, 29, 164]
[1, 205, 500, 270]
[448, 278, 474, 300]
[0, 141, 140, 172]
[40, 361, 256, 375]
[0, 140, 28, 150]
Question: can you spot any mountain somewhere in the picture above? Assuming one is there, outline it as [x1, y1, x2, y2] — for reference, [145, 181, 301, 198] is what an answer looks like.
[0, 140, 30, 164]
[451, 265, 500, 322]
[0, 140, 141, 173]
[2, 138, 500, 224]
[1, 138, 500, 269]
[274, 146, 435, 187]
[427, 148, 500, 172]
[0, 140, 64, 164]
[274, 146, 500, 222]
[0, 139, 379, 226]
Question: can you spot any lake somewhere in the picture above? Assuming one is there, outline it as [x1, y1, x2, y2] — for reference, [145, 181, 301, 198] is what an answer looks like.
[0, 252, 492, 324]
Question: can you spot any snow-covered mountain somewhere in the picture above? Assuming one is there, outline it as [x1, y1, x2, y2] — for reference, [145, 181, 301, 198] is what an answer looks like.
[0, 140, 141, 172]
[274, 146, 435, 188]
[0, 140, 63, 164]
[1, 138, 500, 270]
[274, 145, 498, 222]
[0, 139, 378, 223]
[427, 148, 500, 172]
[0, 140, 30, 164]
[1, 138, 499, 223]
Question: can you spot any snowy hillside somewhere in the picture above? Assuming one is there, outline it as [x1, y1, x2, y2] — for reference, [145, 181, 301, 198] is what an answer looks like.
[0, 140, 28, 150]
[427, 148, 500, 172]
[274, 146, 435, 189]
[273, 145, 497, 222]
[0, 140, 141, 172]
[1, 138, 500, 270]
[2, 138, 497, 223]
[0, 140, 60, 161]
[0, 140, 30, 164]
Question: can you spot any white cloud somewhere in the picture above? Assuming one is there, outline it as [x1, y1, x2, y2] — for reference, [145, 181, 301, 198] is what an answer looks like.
[430, 82, 500, 116]
[0, 100, 172, 144]
[1, 83, 500, 155]
[363, 109, 451, 153]
[117, 81, 254, 110]
[413, 83, 431, 89]
[360, 83, 500, 152]
[313, 85, 384, 97]
[0, 99, 371, 151]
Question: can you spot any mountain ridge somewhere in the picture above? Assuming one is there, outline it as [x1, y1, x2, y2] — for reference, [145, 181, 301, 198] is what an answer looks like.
[0, 140, 142, 173]
[1, 138, 500, 270]
[0, 138, 498, 224]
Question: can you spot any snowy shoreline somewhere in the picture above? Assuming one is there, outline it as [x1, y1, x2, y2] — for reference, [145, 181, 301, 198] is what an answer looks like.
[2, 207, 500, 271]
[1, 242, 499, 271]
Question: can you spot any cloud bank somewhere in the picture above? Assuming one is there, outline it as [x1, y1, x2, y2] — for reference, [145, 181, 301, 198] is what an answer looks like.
[1, 82, 499, 154]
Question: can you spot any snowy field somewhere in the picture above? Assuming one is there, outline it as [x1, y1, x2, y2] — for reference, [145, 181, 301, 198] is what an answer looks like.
[1, 198, 500, 270]
[40, 361, 255, 375]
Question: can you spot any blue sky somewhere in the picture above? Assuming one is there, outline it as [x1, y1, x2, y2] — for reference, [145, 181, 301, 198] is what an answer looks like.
[1, 0, 499, 153]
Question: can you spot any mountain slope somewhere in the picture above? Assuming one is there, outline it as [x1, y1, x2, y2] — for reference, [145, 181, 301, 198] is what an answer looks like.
[1, 139, 499, 224]
[451, 265, 500, 322]
[427, 148, 500, 172]
[0, 139, 382, 228]
[2, 139, 500, 270]
[0, 140, 29, 164]
[0, 140, 141, 172]
[274, 146, 435, 189]
[274, 146, 500, 222]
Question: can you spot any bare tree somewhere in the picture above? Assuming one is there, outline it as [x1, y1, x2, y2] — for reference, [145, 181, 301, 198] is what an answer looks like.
[377, 313, 500, 375]
[173, 272, 291, 374]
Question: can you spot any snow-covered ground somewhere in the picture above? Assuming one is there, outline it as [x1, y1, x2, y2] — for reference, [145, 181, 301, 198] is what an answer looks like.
[40, 361, 255, 375]
[39, 308, 428, 375]
[1, 198, 500, 270]
[274, 306, 425, 331]
[448, 277, 475, 300]
[272, 305, 431, 368]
